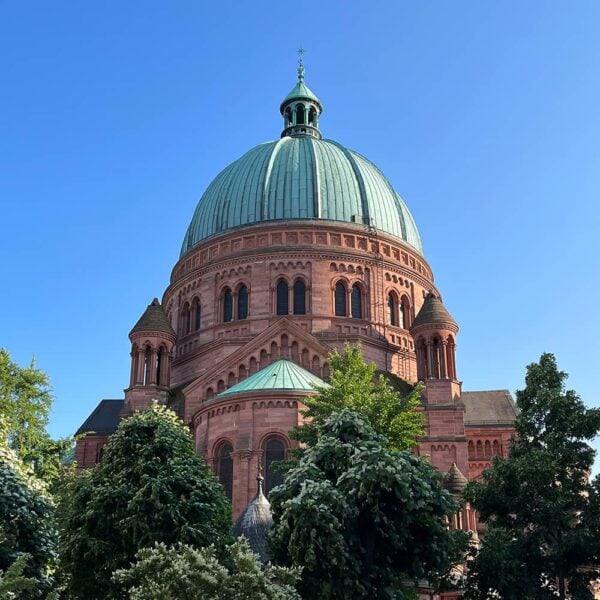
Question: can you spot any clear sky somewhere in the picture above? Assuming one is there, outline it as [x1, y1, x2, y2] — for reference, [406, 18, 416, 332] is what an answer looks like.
[1, 3, 599, 451]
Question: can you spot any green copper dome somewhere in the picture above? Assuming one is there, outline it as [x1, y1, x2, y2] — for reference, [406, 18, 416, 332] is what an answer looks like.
[180, 72, 422, 257]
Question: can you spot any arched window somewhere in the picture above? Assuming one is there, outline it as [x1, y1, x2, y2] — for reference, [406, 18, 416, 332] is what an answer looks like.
[285, 107, 292, 127]
[295, 104, 305, 125]
[293, 279, 306, 314]
[223, 288, 233, 322]
[308, 107, 317, 126]
[142, 345, 152, 385]
[156, 346, 163, 386]
[400, 296, 411, 329]
[276, 280, 288, 315]
[388, 293, 398, 326]
[180, 302, 190, 335]
[351, 284, 363, 319]
[217, 443, 234, 500]
[237, 285, 248, 320]
[194, 300, 201, 331]
[334, 282, 346, 316]
[264, 438, 285, 496]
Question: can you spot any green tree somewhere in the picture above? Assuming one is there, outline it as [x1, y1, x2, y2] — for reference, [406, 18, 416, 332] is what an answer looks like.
[57, 403, 232, 599]
[0, 553, 38, 599]
[0, 348, 71, 488]
[0, 419, 57, 597]
[270, 409, 467, 600]
[291, 344, 424, 451]
[465, 353, 600, 600]
[112, 537, 301, 599]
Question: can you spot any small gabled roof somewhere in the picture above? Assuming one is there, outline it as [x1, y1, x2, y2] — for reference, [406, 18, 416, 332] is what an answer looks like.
[217, 358, 328, 398]
[411, 292, 457, 330]
[129, 298, 175, 338]
[74, 399, 124, 436]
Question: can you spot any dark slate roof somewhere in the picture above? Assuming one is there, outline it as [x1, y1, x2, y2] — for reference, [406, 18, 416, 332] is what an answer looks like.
[411, 292, 457, 330]
[129, 298, 175, 337]
[444, 463, 468, 494]
[462, 390, 519, 426]
[233, 477, 273, 563]
[74, 399, 124, 436]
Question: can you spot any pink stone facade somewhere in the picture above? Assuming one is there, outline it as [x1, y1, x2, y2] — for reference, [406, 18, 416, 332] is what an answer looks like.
[76, 218, 515, 525]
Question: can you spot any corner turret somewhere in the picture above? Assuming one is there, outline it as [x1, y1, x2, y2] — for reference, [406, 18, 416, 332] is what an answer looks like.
[124, 298, 176, 413]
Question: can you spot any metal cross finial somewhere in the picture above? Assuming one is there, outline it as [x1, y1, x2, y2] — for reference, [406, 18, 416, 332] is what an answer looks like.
[297, 47, 305, 82]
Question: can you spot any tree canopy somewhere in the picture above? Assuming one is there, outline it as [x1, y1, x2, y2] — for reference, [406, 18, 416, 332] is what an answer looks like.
[465, 353, 600, 600]
[0, 348, 71, 488]
[270, 409, 467, 600]
[113, 538, 301, 599]
[0, 418, 56, 597]
[291, 344, 424, 451]
[57, 403, 232, 599]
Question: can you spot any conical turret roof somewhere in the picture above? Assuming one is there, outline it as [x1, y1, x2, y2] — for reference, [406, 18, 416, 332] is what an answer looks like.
[444, 463, 468, 494]
[129, 298, 175, 338]
[233, 470, 273, 563]
[411, 292, 458, 331]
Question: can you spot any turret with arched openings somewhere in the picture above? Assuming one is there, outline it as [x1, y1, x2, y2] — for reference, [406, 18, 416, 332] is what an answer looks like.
[410, 292, 459, 382]
[124, 298, 176, 413]
[280, 54, 323, 140]
[410, 292, 468, 475]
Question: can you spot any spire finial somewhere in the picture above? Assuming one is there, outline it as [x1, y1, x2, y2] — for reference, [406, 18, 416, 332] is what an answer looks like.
[256, 460, 265, 497]
[297, 47, 305, 82]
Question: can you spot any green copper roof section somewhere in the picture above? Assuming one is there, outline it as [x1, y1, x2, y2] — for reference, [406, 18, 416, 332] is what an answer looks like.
[217, 358, 328, 398]
[181, 136, 423, 256]
[281, 80, 321, 108]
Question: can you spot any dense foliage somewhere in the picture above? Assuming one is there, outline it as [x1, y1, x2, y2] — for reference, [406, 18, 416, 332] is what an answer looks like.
[270, 409, 466, 599]
[0, 348, 71, 489]
[291, 344, 424, 451]
[113, 537, 301, 599]
[57, 403, 232, 599]
[0, 419, 57, 597]
[465, 353, 600, 600]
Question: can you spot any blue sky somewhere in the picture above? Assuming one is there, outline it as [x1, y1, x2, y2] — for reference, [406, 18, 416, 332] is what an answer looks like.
[1, 2, 599, 449]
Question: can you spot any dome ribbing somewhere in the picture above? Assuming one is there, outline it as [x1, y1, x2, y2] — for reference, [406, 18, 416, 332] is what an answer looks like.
[181, 136, 422, 256]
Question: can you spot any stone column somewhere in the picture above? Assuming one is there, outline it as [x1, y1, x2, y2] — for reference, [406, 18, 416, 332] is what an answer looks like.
[426, 340, 434, 379]
[136, 348, 145, 385]
[440, 340, 448, 379]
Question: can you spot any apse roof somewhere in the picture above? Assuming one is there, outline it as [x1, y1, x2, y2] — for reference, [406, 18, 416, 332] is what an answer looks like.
[217, 358, 328, 398]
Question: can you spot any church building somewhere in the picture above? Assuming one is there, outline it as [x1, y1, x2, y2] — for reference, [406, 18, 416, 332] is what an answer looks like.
[74, 60, 518, 531]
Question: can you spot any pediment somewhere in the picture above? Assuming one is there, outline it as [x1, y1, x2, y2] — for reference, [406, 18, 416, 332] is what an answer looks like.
[182, 317, 332, 421]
